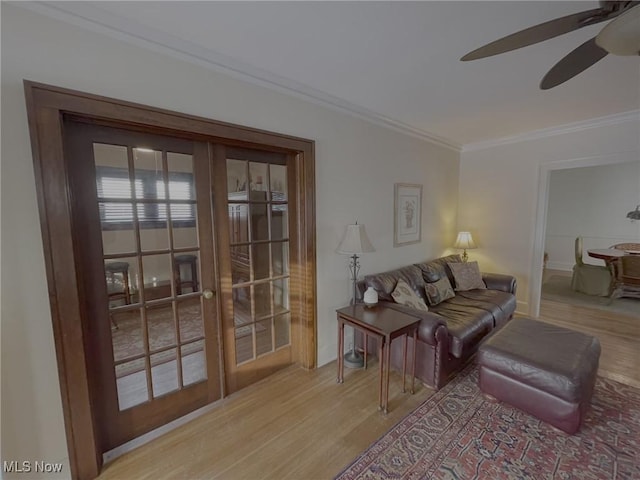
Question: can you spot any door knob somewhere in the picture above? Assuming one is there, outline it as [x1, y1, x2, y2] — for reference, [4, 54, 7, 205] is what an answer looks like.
[203, 289, 215, 299]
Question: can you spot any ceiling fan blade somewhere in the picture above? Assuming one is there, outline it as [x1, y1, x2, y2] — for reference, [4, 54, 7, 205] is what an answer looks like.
[540, 37, 608, 89]
[461, 8, 608, 61]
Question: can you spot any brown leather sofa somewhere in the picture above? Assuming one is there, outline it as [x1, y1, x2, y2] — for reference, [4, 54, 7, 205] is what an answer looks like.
[357, 254, 517, 390]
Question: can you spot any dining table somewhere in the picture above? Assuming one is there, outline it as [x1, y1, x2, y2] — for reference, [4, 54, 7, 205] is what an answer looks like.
[587, 248, 629, 265]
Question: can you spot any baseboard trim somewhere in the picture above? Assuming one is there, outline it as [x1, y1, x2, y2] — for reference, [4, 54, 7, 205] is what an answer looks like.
[547, 262, 573, 272]
[103, 400, 223, 465]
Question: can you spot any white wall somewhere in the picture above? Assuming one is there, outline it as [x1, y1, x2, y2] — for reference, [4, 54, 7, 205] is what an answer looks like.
[459, 118, 640, 315]
[545, 162, 640, 271]
[0, 5, 459, 476]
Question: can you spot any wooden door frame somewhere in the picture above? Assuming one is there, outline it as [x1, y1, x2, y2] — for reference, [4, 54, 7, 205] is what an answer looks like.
[24, 81, 316, 480]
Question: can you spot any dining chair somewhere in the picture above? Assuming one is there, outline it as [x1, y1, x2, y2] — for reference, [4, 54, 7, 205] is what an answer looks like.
[611, 255, 640, 300]
[105, 261, 131, 305]
[105, 261, 131, 330]
[571, 237, 612, 296]
[174, 254, 199, 295]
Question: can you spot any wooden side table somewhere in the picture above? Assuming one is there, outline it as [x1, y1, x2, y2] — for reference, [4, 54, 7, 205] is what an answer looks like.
[336, 304, 419, 414]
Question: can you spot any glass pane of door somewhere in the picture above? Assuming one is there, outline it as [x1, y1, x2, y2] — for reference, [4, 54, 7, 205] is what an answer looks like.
[95, 143, 207, 410]
[227, 157, 291, 366]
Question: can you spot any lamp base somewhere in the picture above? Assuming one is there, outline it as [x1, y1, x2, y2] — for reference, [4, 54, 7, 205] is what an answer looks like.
[344, 349, 364, 369]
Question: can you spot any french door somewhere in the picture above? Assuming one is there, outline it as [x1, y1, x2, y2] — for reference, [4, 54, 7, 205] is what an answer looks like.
[65, 121, 222, 449]
[26, 81, 315, 479]
[217, 147, 294, 393]
[64, 122, 294, 450]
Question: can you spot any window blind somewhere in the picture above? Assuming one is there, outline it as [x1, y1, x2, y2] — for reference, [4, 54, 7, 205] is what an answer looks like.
[96, 166, 195, 228]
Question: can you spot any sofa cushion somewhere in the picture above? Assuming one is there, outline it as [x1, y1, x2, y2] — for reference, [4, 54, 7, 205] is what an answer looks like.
[440, 295, 504, 326]
[429, 303, 495, 358]
[424, 277, 455, 306]
[448, 261, 486, 291]
[415, 254, 462, 284]
[392, 279, 429, 311]
[379, 301, 447, 347]
[365, 265, 426, 303]
[457, 289, 517, 328]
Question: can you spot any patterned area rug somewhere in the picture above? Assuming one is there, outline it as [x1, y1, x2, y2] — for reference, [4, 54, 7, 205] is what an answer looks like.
[336, 366, 640, 479]
[112, 300, 206, 378]
[111, 299, 258, 378]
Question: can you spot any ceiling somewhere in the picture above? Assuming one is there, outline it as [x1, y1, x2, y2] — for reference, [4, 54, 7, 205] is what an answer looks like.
[31, 1, 640, 148]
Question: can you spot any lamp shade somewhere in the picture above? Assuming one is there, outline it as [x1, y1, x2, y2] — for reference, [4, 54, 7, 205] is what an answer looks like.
[336, 224, 375, 254]
[453, 231, 477, 250]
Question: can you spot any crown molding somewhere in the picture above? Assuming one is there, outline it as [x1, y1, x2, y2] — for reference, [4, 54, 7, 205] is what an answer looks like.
[462, 110, 640, 153]
[19, 2, 461, 152]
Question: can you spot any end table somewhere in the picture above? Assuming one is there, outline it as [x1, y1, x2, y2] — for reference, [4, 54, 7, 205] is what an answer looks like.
[336, 304, 419, 414]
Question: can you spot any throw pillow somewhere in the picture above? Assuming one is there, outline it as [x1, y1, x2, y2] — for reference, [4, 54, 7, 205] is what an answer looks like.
[391, 279, 429, 312]
[424, 277, 455, 306]
[421, 267, 442, 283]
[448, 261, 486, 291]
[415, 254, 462, 284]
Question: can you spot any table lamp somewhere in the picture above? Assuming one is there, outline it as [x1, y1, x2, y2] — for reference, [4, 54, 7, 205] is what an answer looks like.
[454, 231, 476, 262]
[336, 222, 375, 368]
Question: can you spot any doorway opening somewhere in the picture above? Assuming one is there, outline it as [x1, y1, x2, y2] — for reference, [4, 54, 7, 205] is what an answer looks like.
[530, 152, 639, 316]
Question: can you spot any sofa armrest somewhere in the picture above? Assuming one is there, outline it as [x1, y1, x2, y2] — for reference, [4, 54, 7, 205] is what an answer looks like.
[378, 301, 448, 347]
[482, 272, 517, 294]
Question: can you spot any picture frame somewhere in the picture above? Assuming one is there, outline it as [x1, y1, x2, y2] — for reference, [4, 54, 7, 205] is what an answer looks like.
[394, 183, 422, 247]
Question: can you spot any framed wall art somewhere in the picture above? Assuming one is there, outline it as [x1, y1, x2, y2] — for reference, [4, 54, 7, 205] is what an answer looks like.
[394, 183, 422, 247]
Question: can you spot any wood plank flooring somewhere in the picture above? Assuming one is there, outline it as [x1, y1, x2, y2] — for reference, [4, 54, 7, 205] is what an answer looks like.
[99, 359, 431, 479]
[98, 297, 639, 479]
[538, 298, 640, 388]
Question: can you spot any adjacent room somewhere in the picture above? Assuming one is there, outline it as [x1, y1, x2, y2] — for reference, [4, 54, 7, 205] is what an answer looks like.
[2, 2, 639, 479]
[542, 161, 640, 316]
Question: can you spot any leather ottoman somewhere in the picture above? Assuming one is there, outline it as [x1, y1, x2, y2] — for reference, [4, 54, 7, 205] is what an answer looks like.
[477, 317, 600, 434]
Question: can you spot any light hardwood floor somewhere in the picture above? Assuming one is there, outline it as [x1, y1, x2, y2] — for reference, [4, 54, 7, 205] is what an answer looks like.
[100, 358, 431, 479]
[99, 299, 640, 479]
[539, 298, 640, 388]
